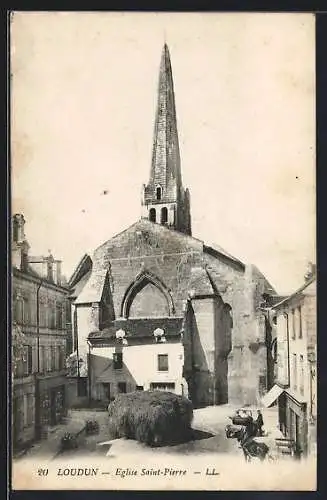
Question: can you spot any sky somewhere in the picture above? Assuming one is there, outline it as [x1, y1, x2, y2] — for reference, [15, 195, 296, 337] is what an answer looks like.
[11, 12, 315, 295]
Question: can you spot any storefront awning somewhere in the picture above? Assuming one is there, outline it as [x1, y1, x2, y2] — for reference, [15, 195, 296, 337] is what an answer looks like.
[261, 384, 284, 408]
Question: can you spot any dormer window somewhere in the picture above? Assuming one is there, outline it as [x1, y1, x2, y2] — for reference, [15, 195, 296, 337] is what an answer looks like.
[156, 186, 162, 201]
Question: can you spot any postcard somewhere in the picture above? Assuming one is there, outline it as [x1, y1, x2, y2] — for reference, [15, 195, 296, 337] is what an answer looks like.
[10, 11, 316, 491]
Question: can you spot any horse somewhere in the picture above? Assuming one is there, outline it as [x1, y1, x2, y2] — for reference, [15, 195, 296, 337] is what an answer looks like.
[235, 424, 272, 462]
[240, 435, 270, 462]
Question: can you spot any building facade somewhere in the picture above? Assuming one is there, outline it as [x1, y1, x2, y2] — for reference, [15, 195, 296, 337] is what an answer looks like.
[69, 44, 276, 408]
[262, 268, 317, 457]
[12, 214, 70, 449]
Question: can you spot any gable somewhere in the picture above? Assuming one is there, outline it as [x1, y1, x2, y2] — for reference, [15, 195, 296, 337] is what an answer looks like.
[68, 254, 93, 288]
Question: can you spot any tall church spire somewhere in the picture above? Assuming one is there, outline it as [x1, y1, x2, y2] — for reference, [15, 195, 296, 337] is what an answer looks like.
[142, 44, 191, 235]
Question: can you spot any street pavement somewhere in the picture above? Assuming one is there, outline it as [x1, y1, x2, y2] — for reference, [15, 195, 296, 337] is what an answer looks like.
[16, 404, 282, 461]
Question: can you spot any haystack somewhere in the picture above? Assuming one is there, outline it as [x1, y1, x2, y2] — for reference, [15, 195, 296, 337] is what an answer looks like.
[107, 391, 193, 446]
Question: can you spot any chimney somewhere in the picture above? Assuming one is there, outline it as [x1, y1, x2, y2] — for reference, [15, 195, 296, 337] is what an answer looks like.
[13, 214, 26, 243]
[12, 214, 29, 271]
[304, 262, 316, 283]
[47, 253, 54, 283]
[52, 260, 62, 285]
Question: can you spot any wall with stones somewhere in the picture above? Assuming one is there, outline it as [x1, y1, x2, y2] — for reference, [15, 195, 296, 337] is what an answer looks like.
[12, 272, 69, 374]
[94, 220, 204, 320]
[204, 256, 272, 405]
[74, 219, 273, 406]
[13, 376, 36, 446]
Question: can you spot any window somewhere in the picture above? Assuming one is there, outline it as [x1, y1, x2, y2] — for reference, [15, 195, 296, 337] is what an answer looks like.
[22, 345, 33, 376]
[46, 348, 51, 372]
[59, 347, 65, 370]
[291, 310, 296, 339]
[23, 297, 30, 324]
[40, 302, 46, 327]
[136, 385, 144, 391]
[293, 354, 297, 390]
[161, 207, 168, 224]
[28, 345, 33, 374]
[55, 346, 60, 370]
[158, 354, 168, 372]
[51, 346, 56, 371]
[56, 305, 62, 329]
[150, 382, 175, 391]
[156, 186, 162, 200]
[50, 306, 56, 328]
[117, 382, 127, 393]
[14, 296, 23, 323]
[39, 346, 46, 373]
[149, 208, 156, 223]
[77, 378, 88, 397]
[299, 355, 304, 395]
[298, 306, 303, 339]
[113, 352, 123, 370]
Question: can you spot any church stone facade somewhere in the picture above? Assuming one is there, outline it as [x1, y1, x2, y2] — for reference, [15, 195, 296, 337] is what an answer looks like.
[69, 44, 275, 407]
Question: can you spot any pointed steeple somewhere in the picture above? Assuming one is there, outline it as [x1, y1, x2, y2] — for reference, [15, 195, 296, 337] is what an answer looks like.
[142, 44, 191, 235]
[150, 43, 182, 189]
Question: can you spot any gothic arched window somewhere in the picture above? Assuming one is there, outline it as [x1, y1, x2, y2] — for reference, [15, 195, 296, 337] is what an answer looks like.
[161, 207, 168, 224]
[149, 208, 156, 223]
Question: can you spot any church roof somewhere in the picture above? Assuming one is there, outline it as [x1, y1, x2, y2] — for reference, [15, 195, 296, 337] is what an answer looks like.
[188, 266, 216, 297]
[75, 268, 107, 304]
[68, 253, 93, 288]
[88, 316, 184, 341]
[204, 243, 245, 269]
[94, 218, 244, 268]
[69, 269, 92, 300]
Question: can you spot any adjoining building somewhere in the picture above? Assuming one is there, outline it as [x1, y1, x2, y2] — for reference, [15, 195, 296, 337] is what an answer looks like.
[69, 44, 277, 408]
[262, 265, 317, 458]
[12, 214, 71, 450]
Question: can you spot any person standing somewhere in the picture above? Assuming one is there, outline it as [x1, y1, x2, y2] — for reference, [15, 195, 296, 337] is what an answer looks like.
[256, 410, 264, 436]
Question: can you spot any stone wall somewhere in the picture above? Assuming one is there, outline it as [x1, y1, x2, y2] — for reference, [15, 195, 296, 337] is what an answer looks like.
[74, 219, 273, 406]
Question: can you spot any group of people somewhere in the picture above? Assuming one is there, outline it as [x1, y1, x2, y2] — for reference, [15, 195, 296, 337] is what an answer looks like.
[235, 409, 264, 439]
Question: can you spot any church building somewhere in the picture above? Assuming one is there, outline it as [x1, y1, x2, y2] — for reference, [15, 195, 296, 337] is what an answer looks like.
[68, 44, 276, 407]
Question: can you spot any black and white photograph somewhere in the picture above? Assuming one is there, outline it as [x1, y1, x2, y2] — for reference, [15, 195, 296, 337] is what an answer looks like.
[10, 11, 316, 490]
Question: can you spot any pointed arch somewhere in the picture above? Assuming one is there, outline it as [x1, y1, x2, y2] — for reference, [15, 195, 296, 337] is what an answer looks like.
[161, 207, 168, 224]
[121, 270, 175, 318]
[149, 208, 156, 223]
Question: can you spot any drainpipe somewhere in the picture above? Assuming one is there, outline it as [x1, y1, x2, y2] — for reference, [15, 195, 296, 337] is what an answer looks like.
[35, 279, 43, 440]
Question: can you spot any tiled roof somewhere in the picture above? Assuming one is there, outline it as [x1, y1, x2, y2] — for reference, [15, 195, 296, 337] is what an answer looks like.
[88, 316, 184, 340]
[272, 276, 316, 309]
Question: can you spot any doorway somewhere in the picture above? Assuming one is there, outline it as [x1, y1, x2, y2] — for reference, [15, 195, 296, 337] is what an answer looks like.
[102, 383, 111, 401]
